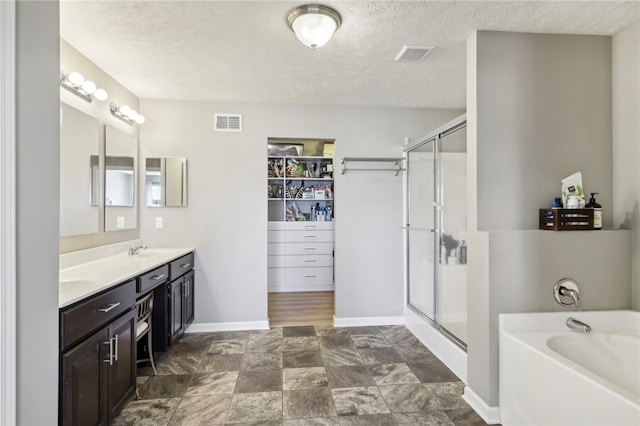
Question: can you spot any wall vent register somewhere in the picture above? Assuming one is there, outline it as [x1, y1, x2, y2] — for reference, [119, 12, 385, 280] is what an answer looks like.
[215, 113, 242, 132]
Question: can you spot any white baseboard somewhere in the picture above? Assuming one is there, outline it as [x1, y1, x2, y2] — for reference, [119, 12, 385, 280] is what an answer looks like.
[186, 320, 270, 333]
[462, 386, 501, 424]
[333, 315, 404, 327]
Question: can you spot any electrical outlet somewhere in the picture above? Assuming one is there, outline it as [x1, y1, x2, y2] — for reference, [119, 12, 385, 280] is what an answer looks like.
[116, 216, 125, 229]
[155, 217, 163, 229]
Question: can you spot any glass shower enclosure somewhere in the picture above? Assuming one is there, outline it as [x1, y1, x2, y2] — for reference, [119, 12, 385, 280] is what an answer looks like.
[405, 116, 467, 348]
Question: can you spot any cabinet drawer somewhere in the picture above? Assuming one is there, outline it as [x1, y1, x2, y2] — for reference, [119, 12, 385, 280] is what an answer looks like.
[61, 280, 135, 350]
[285, 267, 333, 286]
[285, 231, 333, 243]
[138, 264, 169, 294]
[285, 242, 333, 255]
[285, 255, 333, 268]
[285, 221, 334, 231]
[268, 255, 285, 268]
[268, 230, 285, 243]
[268, 243, 284, 255]
[170, 252, 194, 281]
[268, 268, 285, 286]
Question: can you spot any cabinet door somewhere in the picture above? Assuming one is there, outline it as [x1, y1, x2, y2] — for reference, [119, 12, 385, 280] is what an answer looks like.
[107, 309, 136, 423]
[61, 328, 109, 426]
[184, 270, 195, 326]
[169, 278, 185, 345]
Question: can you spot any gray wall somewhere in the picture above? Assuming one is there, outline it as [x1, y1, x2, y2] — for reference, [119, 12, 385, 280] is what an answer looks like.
[59, 39, 141, 253]
[138, 100, 460, 325]
[474, 32, 612, 231]
[467, 31, 630, 409]
[16, 1, 59, 423]
[612, 22, 640, 309]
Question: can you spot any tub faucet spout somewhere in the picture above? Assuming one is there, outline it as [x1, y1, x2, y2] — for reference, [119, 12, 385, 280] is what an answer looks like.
[566, 317, 591, 333]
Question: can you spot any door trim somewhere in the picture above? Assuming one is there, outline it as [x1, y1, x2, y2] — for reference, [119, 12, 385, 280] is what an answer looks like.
[0, 1, 17, 424]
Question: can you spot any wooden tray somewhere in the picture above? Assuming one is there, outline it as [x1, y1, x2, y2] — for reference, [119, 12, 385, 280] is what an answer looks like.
[539, 208, 594, 231]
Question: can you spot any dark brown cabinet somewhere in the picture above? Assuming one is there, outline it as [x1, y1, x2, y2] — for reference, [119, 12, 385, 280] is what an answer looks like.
[61, 308, 136, 426]
[169, 271, 195, 344]
[60, 280, 136, 426]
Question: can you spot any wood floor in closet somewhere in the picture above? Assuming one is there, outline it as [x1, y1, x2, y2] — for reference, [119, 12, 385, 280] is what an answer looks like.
[268, 291, 334, 327]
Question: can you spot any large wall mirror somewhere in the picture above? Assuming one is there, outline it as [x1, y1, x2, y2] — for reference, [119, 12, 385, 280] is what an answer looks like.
[145, 157, 188, 207]
[105, 125, 138, 231]
[60, 103, 100, 237]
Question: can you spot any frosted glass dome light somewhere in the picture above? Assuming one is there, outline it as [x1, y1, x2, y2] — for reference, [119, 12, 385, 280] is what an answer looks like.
[67, 71, 84, 87]
[81, 80, 97, 95]
[94, 88, 108, 101]
[287, 4, 341, 49]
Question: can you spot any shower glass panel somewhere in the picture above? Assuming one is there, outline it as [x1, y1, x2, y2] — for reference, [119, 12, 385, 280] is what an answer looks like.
[437, 125, 467, 344]
[407, 139, 436, 320]
[405, 116, 467, 348]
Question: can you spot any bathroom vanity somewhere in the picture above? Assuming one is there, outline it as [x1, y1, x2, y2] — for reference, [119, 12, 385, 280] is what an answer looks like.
[58, 246, 194, 426]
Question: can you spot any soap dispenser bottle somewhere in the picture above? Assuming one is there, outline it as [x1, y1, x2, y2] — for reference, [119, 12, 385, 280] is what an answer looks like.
[585, 192, 602, 230]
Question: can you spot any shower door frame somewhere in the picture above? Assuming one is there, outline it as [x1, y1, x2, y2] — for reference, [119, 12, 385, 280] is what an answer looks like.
[404, 114, 467, 351]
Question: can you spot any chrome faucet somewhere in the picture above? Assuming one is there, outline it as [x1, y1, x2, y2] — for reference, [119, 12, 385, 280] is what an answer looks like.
[128, 243, 146, 256]
[559, 286, 582, 311]
[553, 278, 583, 312]
[566, 317, 592, 333]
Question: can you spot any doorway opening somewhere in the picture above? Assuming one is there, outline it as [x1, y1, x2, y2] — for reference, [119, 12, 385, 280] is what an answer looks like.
[267, 138, 335, 326]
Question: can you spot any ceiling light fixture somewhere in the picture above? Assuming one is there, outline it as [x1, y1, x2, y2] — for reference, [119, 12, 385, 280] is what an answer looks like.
[287, 4, 341, 49]
[60, 71, 108, 102]
[109, 102, 145, 125]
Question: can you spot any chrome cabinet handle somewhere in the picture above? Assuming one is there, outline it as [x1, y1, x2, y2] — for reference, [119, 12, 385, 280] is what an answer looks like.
[113, 335, 118, 362]
[97, 302, 120, 313]
[304, 275, 316, 278]
[304, 248, 316, 251]
[304, 225, 316, 228]
[151, 274, 166, 281]
[304, 235, 316, 238]
[304, 260, 316, 263]
[180, 263, 191, 269]
[104, 339, 114, 365]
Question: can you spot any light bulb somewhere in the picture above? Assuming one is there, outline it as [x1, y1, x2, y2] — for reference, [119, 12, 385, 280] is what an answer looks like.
[135, 115, 145, 124]
[93, 88, 108, 101]
[81, 80, 97, 95]
[118, 105, 131, 116]
[127, 110, 139, 120]
[67, 71, 84, 87]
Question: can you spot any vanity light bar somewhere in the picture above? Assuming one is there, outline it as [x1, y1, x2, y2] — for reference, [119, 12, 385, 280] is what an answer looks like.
[60, 71, 108, 103]
[109, 102, 145, 126]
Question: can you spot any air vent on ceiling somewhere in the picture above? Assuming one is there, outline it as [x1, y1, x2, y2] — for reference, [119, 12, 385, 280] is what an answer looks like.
[214, 113, 242, 132]
[395, 45, 435, 62]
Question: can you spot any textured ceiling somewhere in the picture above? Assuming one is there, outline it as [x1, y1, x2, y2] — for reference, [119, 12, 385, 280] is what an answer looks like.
[60, 1, 639, 109]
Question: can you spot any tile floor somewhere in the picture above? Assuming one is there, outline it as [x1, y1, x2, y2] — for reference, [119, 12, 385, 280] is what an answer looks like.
[114, 325, 488, 425]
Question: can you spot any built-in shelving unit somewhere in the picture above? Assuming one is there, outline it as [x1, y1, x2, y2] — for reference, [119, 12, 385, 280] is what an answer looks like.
[267, 139, 335, 292]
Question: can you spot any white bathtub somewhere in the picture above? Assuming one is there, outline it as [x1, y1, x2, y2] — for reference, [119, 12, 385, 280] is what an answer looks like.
[499, 310, 640, 426]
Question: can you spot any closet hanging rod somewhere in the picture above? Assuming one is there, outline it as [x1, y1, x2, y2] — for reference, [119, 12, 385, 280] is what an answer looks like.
[341, 157, 404, 163]
[340, 157, 405, 176]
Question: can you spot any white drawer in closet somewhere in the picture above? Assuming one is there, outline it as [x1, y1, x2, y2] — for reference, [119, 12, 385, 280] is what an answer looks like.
[285, 254, 333, 268]
[268, 243, 285, 255]
[284, 222, 334, 231]
[284, 242, 333, 255]
[268, 230, 285, 243]
[268, 255, 285, 268]
[268, 221, 286, 230]
[285, 230, 333, 243]
[285, 267, 333, 286]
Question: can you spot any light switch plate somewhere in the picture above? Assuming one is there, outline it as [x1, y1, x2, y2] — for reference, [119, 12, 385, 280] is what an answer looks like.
[116, 216, 125, 229]
[155, 217, 163, 229]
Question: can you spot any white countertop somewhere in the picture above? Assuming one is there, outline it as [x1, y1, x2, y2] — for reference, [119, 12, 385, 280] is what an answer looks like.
[59, 247, 194, 308]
